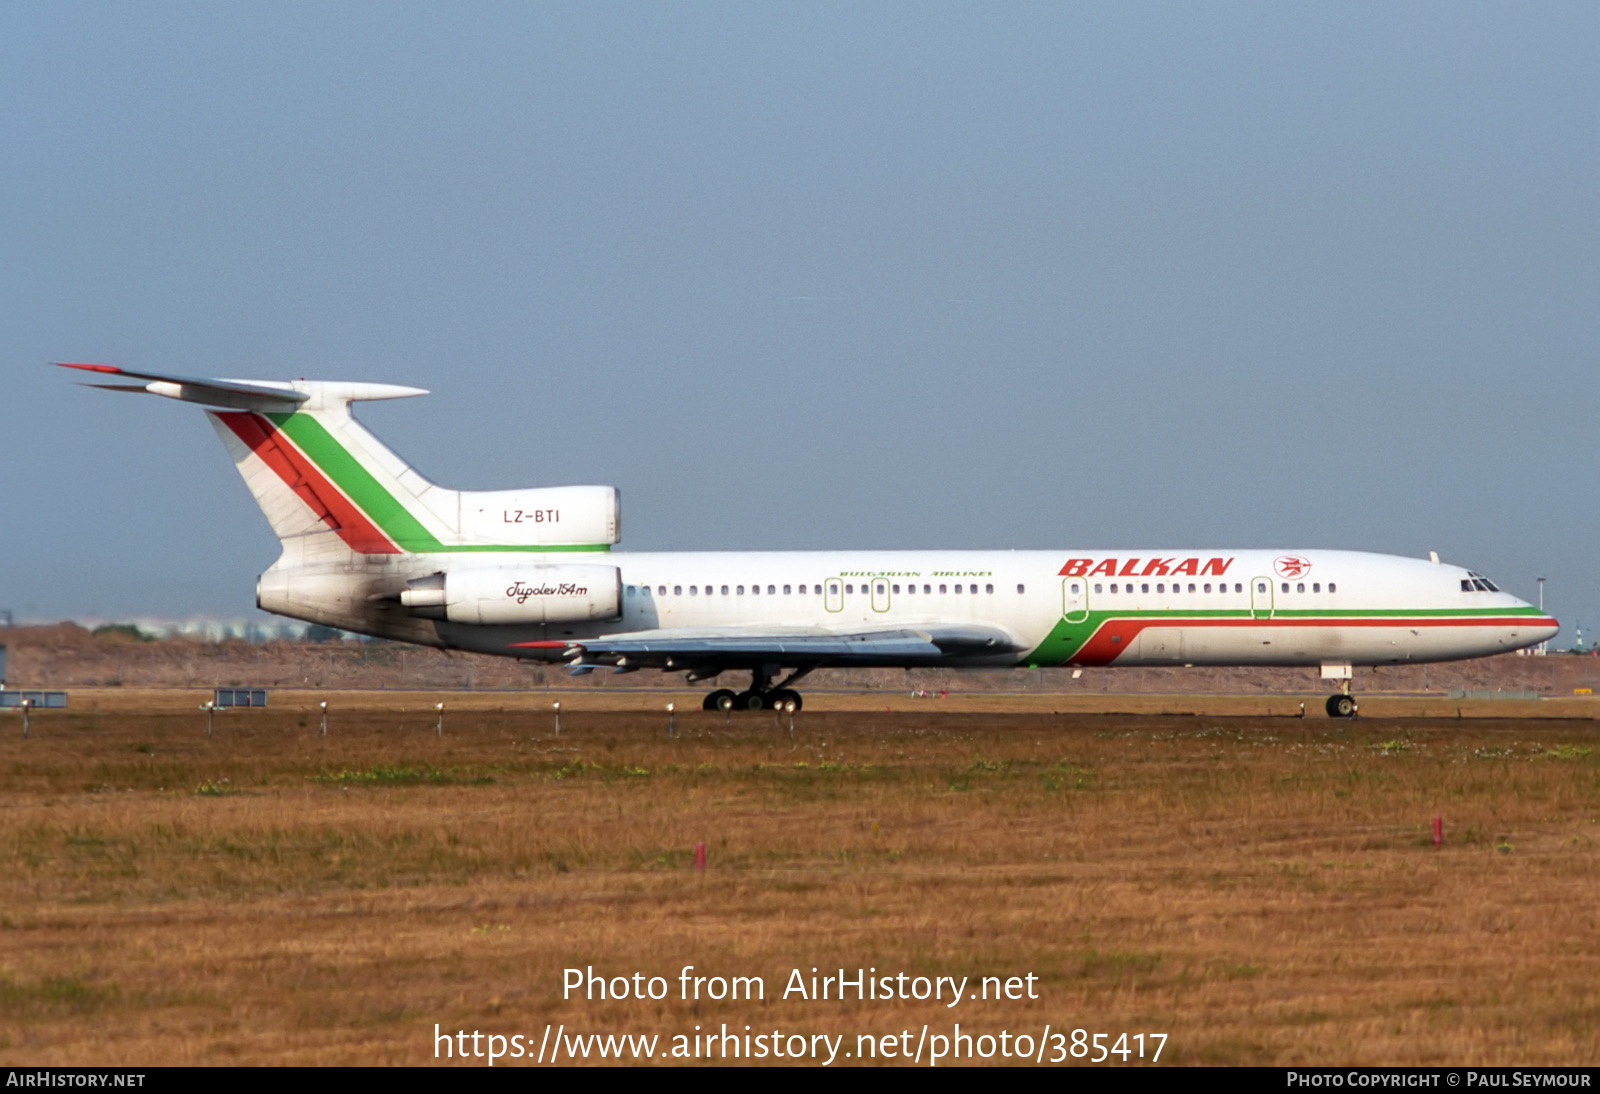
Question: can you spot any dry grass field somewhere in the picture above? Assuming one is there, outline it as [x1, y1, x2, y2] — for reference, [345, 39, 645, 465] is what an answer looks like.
[2, 692, 1598, 1066]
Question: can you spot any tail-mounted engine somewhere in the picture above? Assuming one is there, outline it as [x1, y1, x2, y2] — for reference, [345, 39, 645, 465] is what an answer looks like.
[400, 565, 622, 625]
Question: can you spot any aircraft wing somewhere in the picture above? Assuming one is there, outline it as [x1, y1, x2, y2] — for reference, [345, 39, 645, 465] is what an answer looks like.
[547, 623, 1023, 672]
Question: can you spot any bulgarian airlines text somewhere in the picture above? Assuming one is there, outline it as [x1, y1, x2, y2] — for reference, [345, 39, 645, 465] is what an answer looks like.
[434, 1023, 1166, 1065]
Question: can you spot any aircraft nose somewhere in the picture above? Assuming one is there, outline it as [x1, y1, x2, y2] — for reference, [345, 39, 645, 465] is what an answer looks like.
[1522, 601, 1560, 642]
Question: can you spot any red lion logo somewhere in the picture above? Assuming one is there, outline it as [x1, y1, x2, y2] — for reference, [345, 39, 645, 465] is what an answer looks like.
[1274, 555, 1312, 579]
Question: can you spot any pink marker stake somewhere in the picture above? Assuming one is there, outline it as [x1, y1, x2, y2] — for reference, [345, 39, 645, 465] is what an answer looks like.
[1433, 816, 1443, 848]
[694, 841, 706, 872]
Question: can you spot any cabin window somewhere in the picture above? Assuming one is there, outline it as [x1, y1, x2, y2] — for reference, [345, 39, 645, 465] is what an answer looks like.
[1017, 584, 1025, 594]
[626, 585, 634, 596]
[767, 585, 775, 595]
[1156, 583, 1165, 593]
[658, 585, 666, 596]
[1094, 583, 1103, 594]
[1329, 583, 1336, 593]
[1297, 582, 1305, 593]
[971, 585, 979, 595]
[986, 584, 994, 593]
[690, 586, 698, 595]
[736, 585, 744, 595]
[939, 584, 948, 594]
[1313, 583, 1321, 592]
[1203, 583, 1211, 593]
[672, 586, 681, 596]
[924, 584, 931, 594]
[1140, 583, 1149, 593]
[892, 584, 900, 593]
[1257, 582, 1267, 594]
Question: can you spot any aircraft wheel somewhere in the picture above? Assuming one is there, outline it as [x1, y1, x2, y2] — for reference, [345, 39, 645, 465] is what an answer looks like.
[770, 689, 802, 712]
[1326, 694, 1357, 718]
[703, 689, 736, 712]
[737, 690, 767, 711]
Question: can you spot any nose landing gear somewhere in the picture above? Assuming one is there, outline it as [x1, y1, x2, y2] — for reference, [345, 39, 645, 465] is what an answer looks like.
[1322, 662, 1358, 719]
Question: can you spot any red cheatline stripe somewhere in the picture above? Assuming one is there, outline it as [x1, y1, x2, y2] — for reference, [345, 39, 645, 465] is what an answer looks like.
[58, 362, 123, 374]
[217, 412, 401, 555]
[1069, 615, 1556, 666]
[508, 641, 571, 649]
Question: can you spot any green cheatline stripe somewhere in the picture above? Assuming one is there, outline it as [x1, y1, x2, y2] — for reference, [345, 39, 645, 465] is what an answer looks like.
[266, 412, 610, 554]
[1025, 605, 1548, 665]
[1052, 606, 1546, 620]
[1274, 607, 1545, 618]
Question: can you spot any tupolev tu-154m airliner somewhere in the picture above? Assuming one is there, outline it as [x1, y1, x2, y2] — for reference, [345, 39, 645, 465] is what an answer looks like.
[61, 363, 1559, 718]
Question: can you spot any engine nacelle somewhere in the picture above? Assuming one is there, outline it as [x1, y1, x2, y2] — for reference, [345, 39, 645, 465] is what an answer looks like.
[400, 565, 622, 625]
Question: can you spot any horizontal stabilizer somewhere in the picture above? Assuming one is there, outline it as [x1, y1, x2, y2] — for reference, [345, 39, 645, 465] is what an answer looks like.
[57, 363, 427, 411]
[60, 362, 309, 410]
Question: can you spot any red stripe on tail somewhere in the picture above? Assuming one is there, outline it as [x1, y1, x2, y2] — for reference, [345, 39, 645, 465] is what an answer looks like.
[216, 412, 401, 554]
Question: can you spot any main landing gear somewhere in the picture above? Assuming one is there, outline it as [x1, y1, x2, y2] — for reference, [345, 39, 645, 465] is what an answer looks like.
[700, 666, 811, 712]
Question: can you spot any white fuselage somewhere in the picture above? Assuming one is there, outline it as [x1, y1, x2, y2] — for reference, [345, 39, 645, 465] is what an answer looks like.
[366, 547, 1557, 668]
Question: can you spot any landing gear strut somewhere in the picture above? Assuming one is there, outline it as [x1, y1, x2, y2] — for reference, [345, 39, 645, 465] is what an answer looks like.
[700, 666, 810, 712]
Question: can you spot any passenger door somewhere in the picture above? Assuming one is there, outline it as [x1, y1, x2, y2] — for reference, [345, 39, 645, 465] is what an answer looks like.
[1251, 577, 1274, 620]
[1061, 577, 1089, 624]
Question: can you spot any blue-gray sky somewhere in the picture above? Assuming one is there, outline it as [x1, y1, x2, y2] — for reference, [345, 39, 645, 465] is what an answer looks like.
[2, 2, 1595, 641]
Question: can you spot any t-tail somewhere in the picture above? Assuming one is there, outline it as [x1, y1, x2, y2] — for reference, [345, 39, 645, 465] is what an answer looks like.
[59, 363, 620, 640]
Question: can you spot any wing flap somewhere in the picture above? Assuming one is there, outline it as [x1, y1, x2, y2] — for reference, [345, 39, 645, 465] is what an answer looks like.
[548, 624, 1021, 669]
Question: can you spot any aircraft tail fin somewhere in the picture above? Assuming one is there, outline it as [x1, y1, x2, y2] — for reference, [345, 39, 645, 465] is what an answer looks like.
[60, 363, 620, 559]
[60, 362, 438, 560]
